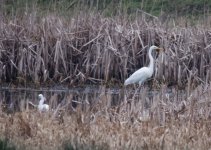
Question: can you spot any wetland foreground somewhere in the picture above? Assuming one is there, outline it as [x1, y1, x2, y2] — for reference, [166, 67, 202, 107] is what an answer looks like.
[0, 84, 211, 150]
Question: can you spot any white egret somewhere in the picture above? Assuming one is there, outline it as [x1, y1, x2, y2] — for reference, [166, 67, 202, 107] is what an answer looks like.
[38, 94, 49, 112]
[124, 45, 163, 86]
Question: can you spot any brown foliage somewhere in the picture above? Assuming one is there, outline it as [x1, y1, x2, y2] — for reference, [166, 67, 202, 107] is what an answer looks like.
[1, 84, 211, 149]
[0, 13, 211, 86]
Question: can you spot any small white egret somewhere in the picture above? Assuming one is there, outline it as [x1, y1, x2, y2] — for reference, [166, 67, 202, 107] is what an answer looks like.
[38, 94, 49, 112]
[124, 45, 163, 86]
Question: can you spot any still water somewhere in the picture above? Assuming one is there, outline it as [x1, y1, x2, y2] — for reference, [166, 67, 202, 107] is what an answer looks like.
[0, 85, 186, 113]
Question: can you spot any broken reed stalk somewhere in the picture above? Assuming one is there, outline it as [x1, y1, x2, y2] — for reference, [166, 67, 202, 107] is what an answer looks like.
[0, 12, 211, 87]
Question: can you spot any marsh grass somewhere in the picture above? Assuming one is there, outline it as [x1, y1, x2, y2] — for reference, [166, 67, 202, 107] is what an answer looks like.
[1, 3, 211, 149]
[0, 10, 211, 87]
[0, 83, 211, 149]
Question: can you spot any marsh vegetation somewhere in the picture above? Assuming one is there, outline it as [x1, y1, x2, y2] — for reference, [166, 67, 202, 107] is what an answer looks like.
[0, 85, 211, 149]
[0, 0, 211, 149]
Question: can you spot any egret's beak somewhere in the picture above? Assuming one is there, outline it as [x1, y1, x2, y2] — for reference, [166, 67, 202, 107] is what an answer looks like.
[155, 48, 164, 53]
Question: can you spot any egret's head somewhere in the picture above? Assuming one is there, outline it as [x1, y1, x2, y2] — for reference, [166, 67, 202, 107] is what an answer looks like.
[38, 94, 44, 100]
[150, 45, 164, 53]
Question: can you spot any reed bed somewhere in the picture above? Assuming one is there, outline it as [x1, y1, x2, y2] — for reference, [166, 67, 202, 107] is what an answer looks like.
[0, 2, 211, 150]
[0, 83, 211, 149]
[0, 12, 211, 87]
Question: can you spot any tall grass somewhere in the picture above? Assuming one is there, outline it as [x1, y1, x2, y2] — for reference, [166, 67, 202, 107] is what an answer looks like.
[0, 84, 211, 149]
[0, 10, 211, 87]
[1, 1, 211, 149]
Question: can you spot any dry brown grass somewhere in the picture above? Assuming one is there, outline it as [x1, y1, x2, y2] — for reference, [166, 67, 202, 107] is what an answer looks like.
[0, 12, 211, 87]
[0, 83, 211, 150]
[1, 7, 211, 150]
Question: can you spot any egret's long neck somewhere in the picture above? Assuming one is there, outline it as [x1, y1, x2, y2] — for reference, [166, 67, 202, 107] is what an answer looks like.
[148, 48, 154, 70]
[39, 98, 44, 105]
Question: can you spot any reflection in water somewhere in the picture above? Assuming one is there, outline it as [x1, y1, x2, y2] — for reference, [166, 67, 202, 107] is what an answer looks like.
[0, 86, 122, 113]
[0, 86, 186, 115]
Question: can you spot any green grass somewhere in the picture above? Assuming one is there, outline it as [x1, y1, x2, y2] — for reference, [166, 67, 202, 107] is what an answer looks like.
[2, 0, 211, 17]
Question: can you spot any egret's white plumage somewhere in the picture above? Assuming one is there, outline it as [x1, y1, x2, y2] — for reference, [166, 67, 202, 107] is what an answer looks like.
[38, 94, 49, 112]
[124, 45, 163, 86]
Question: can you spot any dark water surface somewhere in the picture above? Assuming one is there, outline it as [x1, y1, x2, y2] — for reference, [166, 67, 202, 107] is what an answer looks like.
[0, 85, 186, 113]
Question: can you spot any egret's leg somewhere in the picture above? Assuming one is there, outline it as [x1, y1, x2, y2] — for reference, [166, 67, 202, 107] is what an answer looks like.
[137, 84, 144, 100]
[123, 86, 128, 104]
[132, 84, 142, 100]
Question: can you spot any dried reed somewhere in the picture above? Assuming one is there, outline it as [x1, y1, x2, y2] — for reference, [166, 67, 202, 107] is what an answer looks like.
[0, 12, 211, 87]
[0, 83, 211, 149]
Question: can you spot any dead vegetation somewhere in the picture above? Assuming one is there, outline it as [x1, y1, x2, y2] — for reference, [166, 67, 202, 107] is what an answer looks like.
[0, 83, 211, 150]
[0, 12, 211, 87]
[0, 5, 211, 150]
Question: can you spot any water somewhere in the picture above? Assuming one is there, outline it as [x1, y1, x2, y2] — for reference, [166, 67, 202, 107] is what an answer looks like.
[0, 86, 123, 113]
[0, 85, 186, 113]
